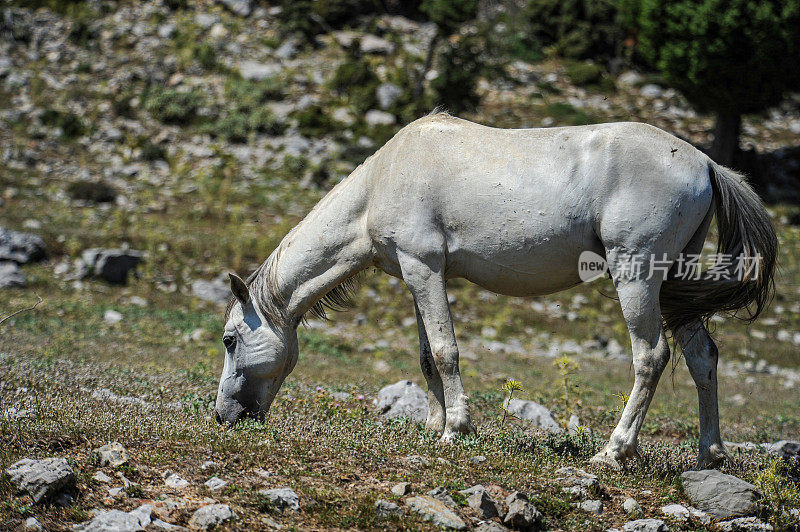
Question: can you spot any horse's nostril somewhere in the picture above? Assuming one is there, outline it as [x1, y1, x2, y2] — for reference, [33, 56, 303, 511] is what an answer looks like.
[214, 410, 223, 424]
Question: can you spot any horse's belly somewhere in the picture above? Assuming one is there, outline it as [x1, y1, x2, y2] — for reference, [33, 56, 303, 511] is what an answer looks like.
[446, 234, 601, 297]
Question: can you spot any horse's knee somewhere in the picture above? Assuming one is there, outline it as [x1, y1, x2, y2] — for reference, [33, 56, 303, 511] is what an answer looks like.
[685, 340, 718, 386]
[634, 343, 670, 380]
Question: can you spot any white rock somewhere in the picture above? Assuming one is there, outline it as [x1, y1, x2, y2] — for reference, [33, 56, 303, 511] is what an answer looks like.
[360, 35, 395, 54]
[188, 504, 234, 530]
[239, 61, 281, 81]
[375, 380, 428, 422]
[719, 516, 774, 531]
[365, 109, 396, 127]
[24, 517, 42, 531]
[164, 473, 189, 489]
[503, 399, 562, 432]
[406, 495, 467, 530]
[622, 519, 668, 532]
[623, 498, 641, 516]
[204, 477, 227, 491]
[103, 310, 123, 326]
[74, 504, 152, 532]
[640, 84, 663, 98]
[93, 442, 129, 467]
[6, 457, 75, 503]
[376, 83, 403, 110]
[258, 487, 300, 512]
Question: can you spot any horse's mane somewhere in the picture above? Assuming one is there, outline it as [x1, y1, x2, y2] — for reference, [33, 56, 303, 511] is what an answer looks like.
[223, 241, 360, 326]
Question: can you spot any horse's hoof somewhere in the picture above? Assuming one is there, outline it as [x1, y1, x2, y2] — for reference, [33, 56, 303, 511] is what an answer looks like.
[425, 415, 446, 435]
[590, 450, 623, 470]
[697, 444, 730, 469]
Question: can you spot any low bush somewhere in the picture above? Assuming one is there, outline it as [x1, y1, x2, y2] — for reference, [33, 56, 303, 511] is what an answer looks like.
[143, 88, 204, 124]
[66, 180, 117, 203]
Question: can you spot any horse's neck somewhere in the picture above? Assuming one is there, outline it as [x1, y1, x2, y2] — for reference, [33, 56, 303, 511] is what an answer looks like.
[273, 168, 374, 320]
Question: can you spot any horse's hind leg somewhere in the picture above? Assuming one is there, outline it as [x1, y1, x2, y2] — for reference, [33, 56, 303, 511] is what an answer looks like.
[591, 276, 670, 469]
[398, 250, 476, 440]
[674, 320, 729, 468]
[415, 301, 446, 434]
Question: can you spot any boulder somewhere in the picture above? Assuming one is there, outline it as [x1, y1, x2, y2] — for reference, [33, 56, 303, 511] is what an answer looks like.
[375, 499, 401, 517]
[504, 399, 562, 432]
[579, 499, 603, 514]
[406, 495, 467, 530]
[258, 487, 300, 512]
[391, 482, 411, 496]
[164, 473, 189, 489]
[375, 380, 428, 422]
[719, 517, 774, 531]
[681, 469, 761, 518]
[93, 442, 129, 467]
[622, 519, 668, 532]
[762, 440, 800, 458]
[204, 477, 227, 491]
[188, 504, 234, 530]
[215, 0, 251, 16]
[427, 486, 456, 507]
[239, 60, 281, 81]
[0, 261, 26, 288]
[365, 109, 397, 127]
[359, 34, 395, 54]
[191, 277, 230, 305]
[74, 504, 152, 531]
[376, 83, 403, 110]
[504, 492, 544, 531]
[459, 485, 501, 519]
[623, 498, 642, 517]
[0, 226, 46, 264]
[661, 503, 710, 524]
[23, 517, 42, 531]
[80, 248, 143, 284]
[6, 457, 75, 503]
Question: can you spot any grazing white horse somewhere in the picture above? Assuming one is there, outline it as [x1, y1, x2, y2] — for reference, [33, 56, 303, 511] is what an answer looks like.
[214, 113, 776, 469]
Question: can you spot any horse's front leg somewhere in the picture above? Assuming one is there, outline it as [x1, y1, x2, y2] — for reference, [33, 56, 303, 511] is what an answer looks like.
[415, 302, 446, 434]
[399, 251, 476, 440]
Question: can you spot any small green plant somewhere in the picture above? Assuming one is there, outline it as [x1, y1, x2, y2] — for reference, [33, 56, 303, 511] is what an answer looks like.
[144, 88, 204, 124]
[124, 484, 145, 498]
[756, 458, 800, 527]
[553, 355, 579, 420]
[614, 391, 630, 414]
[40, 109, 86, 139]
[564, 61, 604, 87]
[66, 180, 117, 203]
[500, 378, 523, 423]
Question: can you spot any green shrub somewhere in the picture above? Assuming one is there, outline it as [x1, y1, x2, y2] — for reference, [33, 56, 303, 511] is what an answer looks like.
[139, 140, 167, 161]
[40, 109, 86, 139]
[545, 102, 594, 126]
[293, 105, 336, 138]
[144, 88, 204, 124]
[429, 35, 483, 113]
[564, 61, 604, 87]
[224, 77, 286, 109]
[523, 0, 626, 60]
[66, 180, 117, 203]
[276, 0, 382, 40]
[328, 52, 380, 113]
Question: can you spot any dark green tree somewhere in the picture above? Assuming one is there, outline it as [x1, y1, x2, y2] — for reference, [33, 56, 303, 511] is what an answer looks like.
[628, 0, 800, 166]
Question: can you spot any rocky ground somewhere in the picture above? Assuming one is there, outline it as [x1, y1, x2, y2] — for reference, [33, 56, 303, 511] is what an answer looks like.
[1, 0, 800, 530]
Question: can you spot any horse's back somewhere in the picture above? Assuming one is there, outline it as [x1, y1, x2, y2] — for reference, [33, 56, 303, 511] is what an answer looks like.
[366, 116, 713, 296]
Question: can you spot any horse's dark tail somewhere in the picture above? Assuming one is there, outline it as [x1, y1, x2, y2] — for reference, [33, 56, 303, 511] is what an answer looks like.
[660, 162, 778, 332]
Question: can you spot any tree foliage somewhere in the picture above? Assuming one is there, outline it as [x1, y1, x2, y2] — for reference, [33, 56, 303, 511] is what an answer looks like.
[628, 0, 800, 116]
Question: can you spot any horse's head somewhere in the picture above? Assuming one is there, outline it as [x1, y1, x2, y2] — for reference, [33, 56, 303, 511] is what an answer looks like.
[213, 273, 298, 425]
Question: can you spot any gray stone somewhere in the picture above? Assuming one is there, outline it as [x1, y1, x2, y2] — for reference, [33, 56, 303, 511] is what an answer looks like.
[474, 522, 508, 532]
[0, 227, 46, 263]
[204, 477, 227, 491]
[762, 440, 800, 458]
[164, 473, 189, 489]
[93, 442, 129, 467]
[719, 517, 774, 531]
[365, 109, 397, 127]
[216, 0, 251, 16]
[427, 486, 456, 507]
[622, 519, 668, 532]
[104, 310, 123, 326]
[660, 503, 709, 523]
[504, 399, 562, 432]
[640, 84, 663, 98]
[24, 517, 42, 531]
[6, 457, 75, 504]
[0, 262, 26, 288]
[360, 35, 395, 54]
[375, 380, 428, 422]
[188, 504, 234, 530]
[579, 499, 603, 514]
[459, 485, 500, 519]
[157, 23, 176, 39]
[93, 471, 113, 483]
[81, 248, 143, 284]
[191, 277, 230, 305]
[376, 83, 403, 110]
[504, 492, 544, 531]
[74, 504, 152, 531]
[623, 498, 641, 517]
[406, 495, 467, 530]
[275, 40, 299, 60]
[681, 469, 761, 518]
[391, 482, 411, 496]
[617, 71, 643, 88]
[375, 499, 401, 517]
[258, 487, 300, 512]
[239, 60, 281, 81]
[194, 13, 218, 29]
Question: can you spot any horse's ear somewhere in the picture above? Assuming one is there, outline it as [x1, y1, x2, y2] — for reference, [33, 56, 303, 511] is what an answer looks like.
[229, 273, 250, 306]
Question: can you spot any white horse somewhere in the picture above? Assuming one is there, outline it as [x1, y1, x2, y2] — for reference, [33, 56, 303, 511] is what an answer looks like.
[214, 113, 776, 469]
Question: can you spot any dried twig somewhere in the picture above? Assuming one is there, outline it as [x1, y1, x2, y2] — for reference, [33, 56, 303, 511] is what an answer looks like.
[0, 293, 43, 326]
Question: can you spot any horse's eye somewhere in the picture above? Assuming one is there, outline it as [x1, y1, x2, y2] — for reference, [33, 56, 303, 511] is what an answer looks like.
[223, 335, 237, 350]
